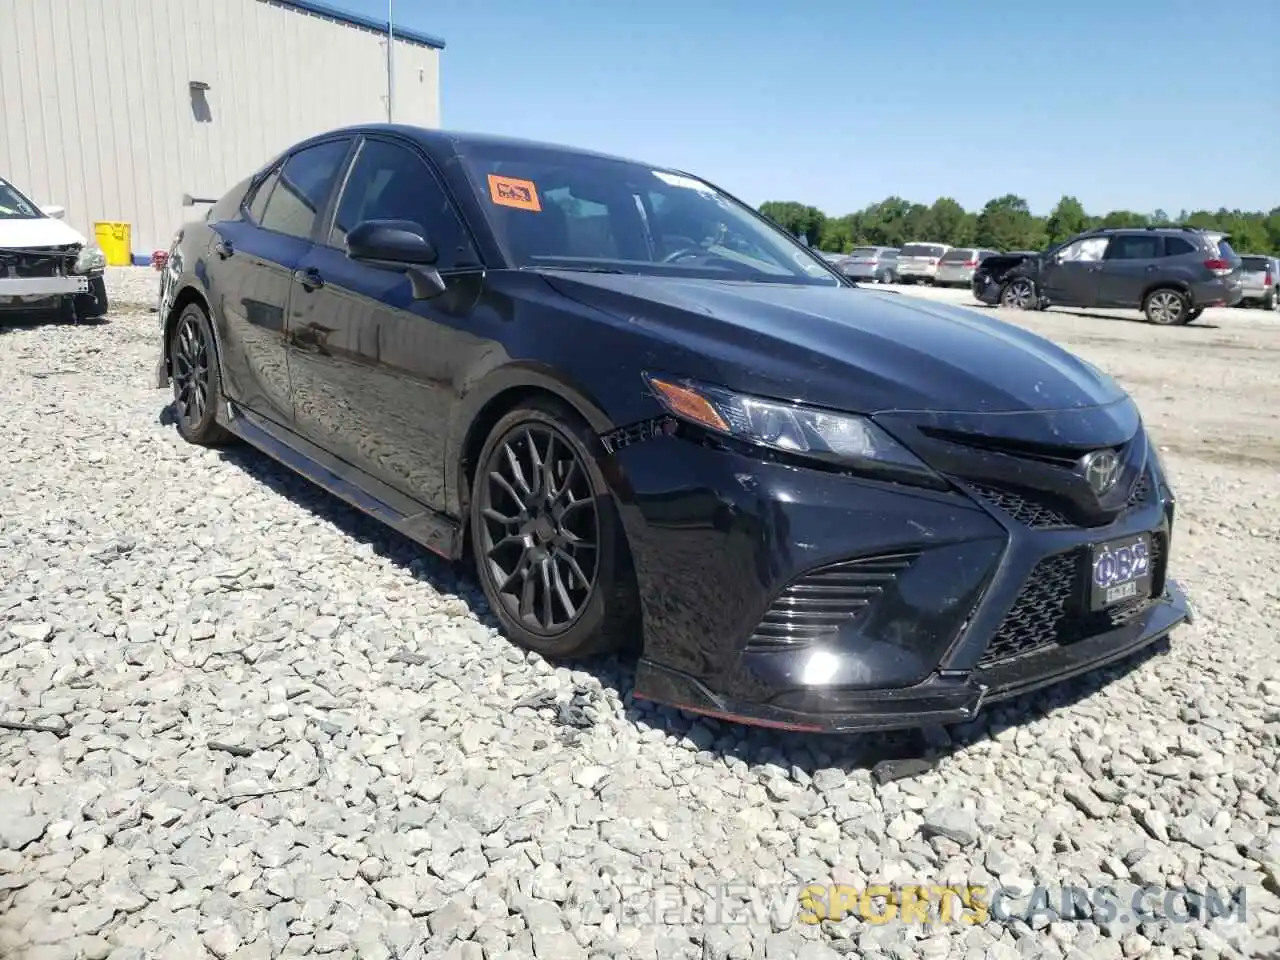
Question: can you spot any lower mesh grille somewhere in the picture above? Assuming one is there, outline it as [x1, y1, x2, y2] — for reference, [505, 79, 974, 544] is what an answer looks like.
[979, 536, 1167, 667]
[746, 552, 918, 652]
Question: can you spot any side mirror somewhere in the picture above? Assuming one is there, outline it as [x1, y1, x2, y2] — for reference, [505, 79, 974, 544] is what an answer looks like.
[40, 204, 66, 219]
[347, 219, 438, 266]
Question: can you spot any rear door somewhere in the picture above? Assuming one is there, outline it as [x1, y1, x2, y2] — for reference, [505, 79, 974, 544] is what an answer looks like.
[1096, 232, 1163, 307]
[207, 138, 352, 425]
[1040, 235, 1109, 307]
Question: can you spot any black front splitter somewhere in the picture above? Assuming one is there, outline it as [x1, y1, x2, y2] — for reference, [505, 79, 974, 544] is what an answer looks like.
[632, 580, 1192, 735]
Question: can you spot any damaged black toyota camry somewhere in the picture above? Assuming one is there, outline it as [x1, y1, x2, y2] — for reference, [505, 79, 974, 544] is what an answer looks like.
[155, 125, 1192, 733]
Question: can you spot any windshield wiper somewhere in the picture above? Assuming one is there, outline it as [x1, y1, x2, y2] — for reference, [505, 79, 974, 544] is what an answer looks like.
[529, 263, 626, 275]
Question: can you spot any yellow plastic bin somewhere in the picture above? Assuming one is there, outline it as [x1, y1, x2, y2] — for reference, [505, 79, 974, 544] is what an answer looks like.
[94, 221, 132, 266]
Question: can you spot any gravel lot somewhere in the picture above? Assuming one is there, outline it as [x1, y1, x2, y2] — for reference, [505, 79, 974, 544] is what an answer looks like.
[2, 269, 1278, 960]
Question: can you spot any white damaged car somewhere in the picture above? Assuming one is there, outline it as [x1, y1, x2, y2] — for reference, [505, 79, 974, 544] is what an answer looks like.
[1, 175, 108, 322]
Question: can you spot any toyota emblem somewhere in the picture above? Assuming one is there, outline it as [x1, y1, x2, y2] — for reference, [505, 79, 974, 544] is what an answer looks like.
[1081, 449, 1121, 495]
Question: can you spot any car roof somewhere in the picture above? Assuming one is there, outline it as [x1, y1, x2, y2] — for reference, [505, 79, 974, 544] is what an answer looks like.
[290, 124, 663, 169]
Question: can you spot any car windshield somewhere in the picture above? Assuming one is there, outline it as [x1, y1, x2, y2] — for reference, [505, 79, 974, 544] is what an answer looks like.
[456, 142, 841, 286]
[0, 178, 43, 220]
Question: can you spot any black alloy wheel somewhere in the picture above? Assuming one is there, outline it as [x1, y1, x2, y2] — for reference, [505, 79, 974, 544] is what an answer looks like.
[169, 304, 231, 445]
[471, 400, 638, 659]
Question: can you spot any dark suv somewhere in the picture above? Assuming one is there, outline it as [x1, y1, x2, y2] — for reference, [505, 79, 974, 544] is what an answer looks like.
[973, 227, 1244, 325]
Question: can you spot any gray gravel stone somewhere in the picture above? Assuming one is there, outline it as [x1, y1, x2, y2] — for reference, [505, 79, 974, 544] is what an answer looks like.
[2, 271, 1279, 960]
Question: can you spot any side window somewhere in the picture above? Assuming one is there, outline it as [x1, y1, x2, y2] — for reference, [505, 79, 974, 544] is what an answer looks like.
[259, 140, 350, 241]
[1161, 236, 1196, 257]
[330, 139, 476, 268]
[1106, 234, 1161, 260]
[245, 167, 280, 225]
[1059, 236, 1109, 262]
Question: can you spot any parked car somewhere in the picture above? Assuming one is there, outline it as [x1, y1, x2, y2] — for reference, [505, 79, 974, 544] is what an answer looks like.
[895, 242, 951, 284]
[1237, 254, 1276, 310]
[155, 125, 1190, 733]
[934, 247, 1001, 287]
[973, 227, 1244, 325]
[0, 175, 109, 322]
[837, 246, 900, 283]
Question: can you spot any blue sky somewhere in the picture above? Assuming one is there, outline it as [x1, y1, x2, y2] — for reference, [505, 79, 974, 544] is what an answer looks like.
[341, 0, 1278, 218]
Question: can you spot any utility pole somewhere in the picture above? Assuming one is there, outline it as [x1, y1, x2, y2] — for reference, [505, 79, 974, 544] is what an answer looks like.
[386, 0, 396, 122]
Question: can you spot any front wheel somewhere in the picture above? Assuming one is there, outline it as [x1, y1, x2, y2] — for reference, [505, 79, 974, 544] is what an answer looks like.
[1000, 278, 1037, 310]
[1143, 288, 1191, 325]
[470, 399, 639, 660]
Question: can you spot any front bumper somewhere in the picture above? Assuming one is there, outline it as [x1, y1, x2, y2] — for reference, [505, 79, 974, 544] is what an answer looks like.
[614, 431, 1190, 734]
[972, 274, 1003, 305]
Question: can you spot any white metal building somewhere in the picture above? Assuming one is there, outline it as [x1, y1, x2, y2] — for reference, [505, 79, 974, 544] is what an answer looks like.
[0, 0, 444, 261]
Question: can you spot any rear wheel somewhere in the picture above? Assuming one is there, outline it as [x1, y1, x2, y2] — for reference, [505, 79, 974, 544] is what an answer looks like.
[470, 399, 639, 660]
[1000, 278, 1036, 310]
[878, 269, 896, 284]
[1265, 290, 1276, 311]
[1143, 288, 1191, 325]
[169, 303, 233, 445]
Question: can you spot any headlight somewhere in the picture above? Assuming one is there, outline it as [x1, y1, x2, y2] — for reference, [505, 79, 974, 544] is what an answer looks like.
[74, 245, 107, 273]
[643, 373, 943, 487]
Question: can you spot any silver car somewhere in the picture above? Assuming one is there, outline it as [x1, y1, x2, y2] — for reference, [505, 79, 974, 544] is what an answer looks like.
[895, 242, 951, 284]
[1238, 254, 1277, 310]
[934, 247, 1001, 287]
[836, 246, 900, 283]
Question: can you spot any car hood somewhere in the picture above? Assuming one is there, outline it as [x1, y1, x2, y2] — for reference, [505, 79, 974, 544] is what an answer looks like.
[542, 272, 1128, 415]
[0, 217, 86, 250]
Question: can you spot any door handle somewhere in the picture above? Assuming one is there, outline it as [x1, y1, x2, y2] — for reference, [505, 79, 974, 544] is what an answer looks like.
[293, 267, 325, 291]
[1145, 265, 1159, 272]
[213, 239, 234, 260]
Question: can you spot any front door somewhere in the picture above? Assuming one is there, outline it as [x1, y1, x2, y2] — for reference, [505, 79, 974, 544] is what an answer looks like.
[1040, 235, 1110, 308]
[207, 138, 352, 427]
[287, 136, 486, 514]
[1096, 232, 1163, 308]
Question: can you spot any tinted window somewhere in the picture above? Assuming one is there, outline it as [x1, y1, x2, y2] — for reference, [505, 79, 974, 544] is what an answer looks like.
[246, 168, 280, 225]
[330, 139, 477, 268]
[940, 248, 976, 262]
[1162, 236, 1197, 257]
[1240, 256, 1269, 270]
[901, 243, 947, 257]
[1215, 236, 1238, 259]
[849, 247, 880, 257]
[1106, 234, 1161, 260]
[259, 139, 350, 240]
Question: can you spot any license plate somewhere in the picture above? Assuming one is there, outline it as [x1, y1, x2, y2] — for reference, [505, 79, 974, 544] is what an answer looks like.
[1088, 533, 1153, 610]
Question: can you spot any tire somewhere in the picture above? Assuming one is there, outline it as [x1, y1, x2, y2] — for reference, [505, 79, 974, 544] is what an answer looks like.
[1265, 290, 1276, 311]
[168, 302, 233, 446]
[1000, 277, 1037, 310]
[1143, 288, 1192, 325]
[878, 269, 896, 284]
[470, 398, 639, 660]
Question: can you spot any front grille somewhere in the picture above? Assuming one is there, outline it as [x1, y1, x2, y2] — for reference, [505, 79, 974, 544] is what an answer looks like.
[978, 535, 1167, 667]
[0, 247, 76, 279]
[746, 551, 918, 652]
[967, 482, 1071, 528]
[1126, 471, 1151, 507]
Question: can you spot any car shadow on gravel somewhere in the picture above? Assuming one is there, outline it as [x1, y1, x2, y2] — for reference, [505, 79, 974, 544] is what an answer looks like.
[0, 315, 110, 335]
[970, 303, 1223, 329]
[197, 416, 1174, 779]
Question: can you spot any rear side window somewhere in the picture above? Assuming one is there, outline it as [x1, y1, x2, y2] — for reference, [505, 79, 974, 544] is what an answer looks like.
[1161, 236, 1196, 257]
[260, 139, 351, 240]
[1106, 234, 1161, 260]
[1215, 236, 1238, 259]
[330, 139, 477, 268]
[245, 168, 280, 225]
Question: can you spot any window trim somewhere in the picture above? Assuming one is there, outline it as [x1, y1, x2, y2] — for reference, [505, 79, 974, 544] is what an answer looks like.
[247, 136, 356, 243]
[320, 133, 488, 273]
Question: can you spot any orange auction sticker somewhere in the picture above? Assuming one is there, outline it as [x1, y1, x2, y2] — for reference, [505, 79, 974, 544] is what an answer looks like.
[488, 175, 541, 212]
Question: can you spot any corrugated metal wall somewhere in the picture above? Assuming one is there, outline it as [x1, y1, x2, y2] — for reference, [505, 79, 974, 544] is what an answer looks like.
[0, 0, 441, 257]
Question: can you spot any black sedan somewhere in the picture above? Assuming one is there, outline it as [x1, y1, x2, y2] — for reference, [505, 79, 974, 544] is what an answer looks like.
[155, 125, 1191, 733]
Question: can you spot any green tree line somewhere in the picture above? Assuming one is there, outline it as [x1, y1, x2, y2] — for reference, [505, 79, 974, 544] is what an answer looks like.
[758, 196, 1280, 257]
